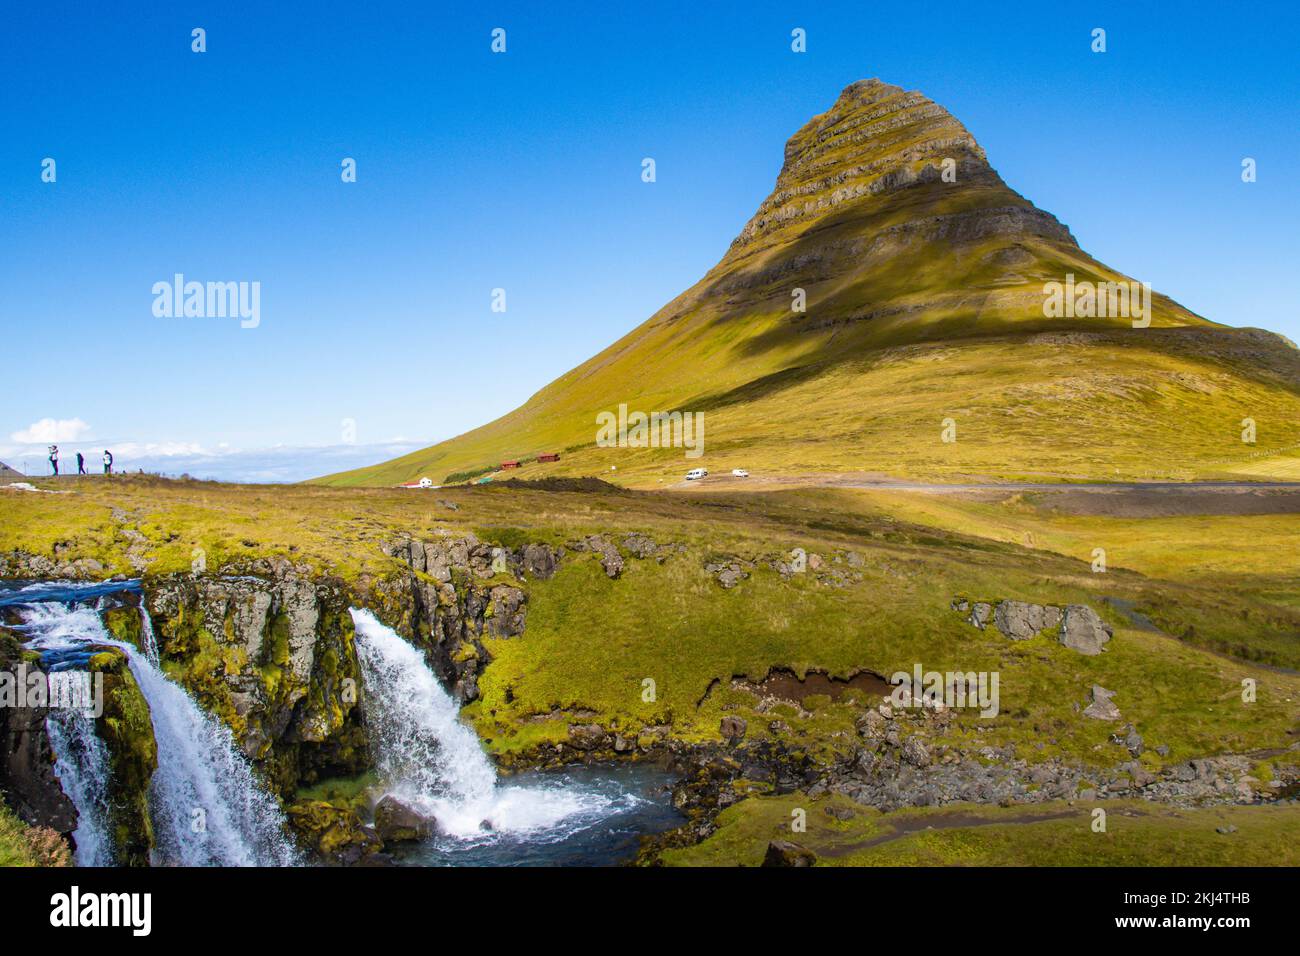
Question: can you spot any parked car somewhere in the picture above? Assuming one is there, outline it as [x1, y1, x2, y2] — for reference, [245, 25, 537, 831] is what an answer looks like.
[685, 468, 708, 480]
[731, 468, 749, 478]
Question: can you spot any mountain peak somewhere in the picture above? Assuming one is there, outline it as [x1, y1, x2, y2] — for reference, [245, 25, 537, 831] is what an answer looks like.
[731, 79, 1046, 256]
[319, 80, 1277, 491]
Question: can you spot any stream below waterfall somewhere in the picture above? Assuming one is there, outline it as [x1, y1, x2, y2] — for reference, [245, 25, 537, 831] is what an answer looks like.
[2, 582, 681, 867]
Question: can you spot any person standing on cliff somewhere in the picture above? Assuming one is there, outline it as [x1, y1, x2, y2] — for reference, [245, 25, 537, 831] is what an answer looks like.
[48, 445, 59, 476]
[76, 451, 86, 475]
[103, 449, 113, 475]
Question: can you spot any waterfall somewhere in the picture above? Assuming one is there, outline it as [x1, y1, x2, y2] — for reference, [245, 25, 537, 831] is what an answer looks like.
[20, 600, 299, 867]
[350, 608, 605, 839]
[45, 706, 115, 866]
[138, 605, 159, 664]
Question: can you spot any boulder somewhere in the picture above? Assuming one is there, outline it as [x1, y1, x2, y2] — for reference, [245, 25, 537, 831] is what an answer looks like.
[993, 601, 1062, 640]
[763, 840, 817, 867]
[373, 794, 437, 843]
[566, 723, 610, 751]
[720, 715, 748, 741]
[1082, 685, 1121, 721]
[901, 737, 931, 768]
[1059, 605, 1113, 655]
[968, 602, 993, 629]
[288, 800, 384, 864]
[521, 543, 558, 579]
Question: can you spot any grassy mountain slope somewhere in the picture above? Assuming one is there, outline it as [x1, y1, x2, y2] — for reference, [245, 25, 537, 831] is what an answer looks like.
[319, 79, 1300, 488]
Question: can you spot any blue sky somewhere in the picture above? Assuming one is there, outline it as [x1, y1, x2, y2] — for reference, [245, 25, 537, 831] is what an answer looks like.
[2, 1, 1297, 481]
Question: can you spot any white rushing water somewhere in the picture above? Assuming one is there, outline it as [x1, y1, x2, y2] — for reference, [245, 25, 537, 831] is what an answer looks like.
[350, 608, 614, 840]
[45, 706, 115, 866]
[21, 601, 299, 866]
[137, 604, 159, 664]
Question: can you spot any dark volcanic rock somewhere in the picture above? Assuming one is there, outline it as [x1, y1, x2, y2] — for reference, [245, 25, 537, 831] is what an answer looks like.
[763, 840, 817, 867]
[373, 794, 436, 843]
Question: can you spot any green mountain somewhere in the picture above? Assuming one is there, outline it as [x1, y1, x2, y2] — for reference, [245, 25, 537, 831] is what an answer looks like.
[319, 79, 1300, 488]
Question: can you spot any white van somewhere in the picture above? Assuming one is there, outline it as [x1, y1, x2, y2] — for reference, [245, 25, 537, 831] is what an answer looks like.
[731, 468, 749, 478]
[685, 468, 708, 480]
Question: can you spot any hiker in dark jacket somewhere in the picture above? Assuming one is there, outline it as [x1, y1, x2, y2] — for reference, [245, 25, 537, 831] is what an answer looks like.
[49, 445, 58, 476]
[103, 450, 113, 475]
[76, 452, 86, 475]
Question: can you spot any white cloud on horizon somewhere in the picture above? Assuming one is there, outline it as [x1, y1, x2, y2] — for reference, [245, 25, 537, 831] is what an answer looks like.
[10, 417, 92, 443]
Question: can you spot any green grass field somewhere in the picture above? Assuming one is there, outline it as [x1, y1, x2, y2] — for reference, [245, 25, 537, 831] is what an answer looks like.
[4, 476, 1297, 775]
[660, 795, 1300, 866]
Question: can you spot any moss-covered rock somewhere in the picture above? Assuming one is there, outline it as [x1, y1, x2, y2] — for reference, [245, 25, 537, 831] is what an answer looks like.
[144, 569, 368, 797]
[285, 799, 382, 865]
[87, 646, 157, 866]
[100, 596, 145, 654]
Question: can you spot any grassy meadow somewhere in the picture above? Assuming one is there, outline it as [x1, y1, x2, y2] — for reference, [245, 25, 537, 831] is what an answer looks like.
[3, 476, 1297, 779]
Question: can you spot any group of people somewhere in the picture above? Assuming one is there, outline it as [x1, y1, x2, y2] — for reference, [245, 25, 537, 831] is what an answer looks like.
[47, 445, 113, 476]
